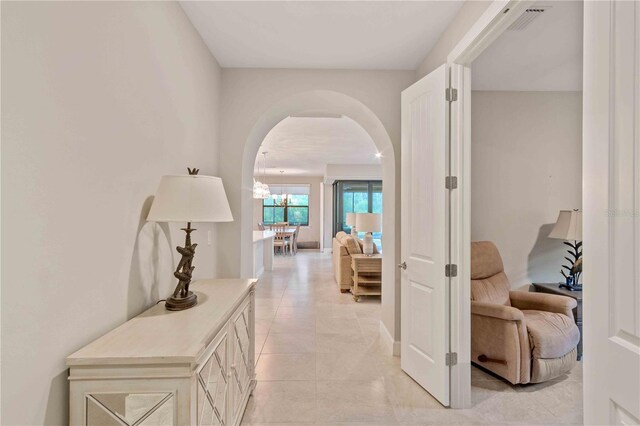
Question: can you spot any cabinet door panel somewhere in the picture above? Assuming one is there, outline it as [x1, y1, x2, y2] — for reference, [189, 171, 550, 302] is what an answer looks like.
[86, 393, 174, 426]
[229, 298, 253, 422]
[196, 332, 228, 426]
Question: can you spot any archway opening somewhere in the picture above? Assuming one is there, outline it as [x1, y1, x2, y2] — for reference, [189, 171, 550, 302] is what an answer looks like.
[240, 90, 398, 350]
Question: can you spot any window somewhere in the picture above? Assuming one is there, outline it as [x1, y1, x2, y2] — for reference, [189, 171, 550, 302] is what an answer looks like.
[333, 180, 382, 235]
[263, 184, 310, 226]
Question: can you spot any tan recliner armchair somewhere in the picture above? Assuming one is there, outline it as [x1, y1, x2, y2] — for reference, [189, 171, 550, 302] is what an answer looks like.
[471, 241, 580, 384]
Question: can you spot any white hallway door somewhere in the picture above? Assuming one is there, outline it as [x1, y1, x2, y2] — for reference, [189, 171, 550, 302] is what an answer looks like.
[400, 63, 450, 406]
[584, 0, 640, 424]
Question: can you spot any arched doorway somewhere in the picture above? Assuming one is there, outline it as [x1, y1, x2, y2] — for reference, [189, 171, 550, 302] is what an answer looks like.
[240, 90, 398, 348]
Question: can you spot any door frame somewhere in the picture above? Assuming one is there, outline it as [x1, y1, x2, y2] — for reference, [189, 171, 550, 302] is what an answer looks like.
[445, 0, 535, 408]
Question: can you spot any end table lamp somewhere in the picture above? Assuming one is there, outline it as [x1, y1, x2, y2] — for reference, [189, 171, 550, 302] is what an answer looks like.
[346, 212, 357, 237]
[549, 209, 582, 291]
[356, 213, 381, 256]
[147, 168, 233, 310]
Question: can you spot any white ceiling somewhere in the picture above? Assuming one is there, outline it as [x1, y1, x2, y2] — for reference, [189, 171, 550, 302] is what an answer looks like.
[253, 116, 379, 177]
[472, 1, 583, 91]
[180, 1, 463, 70]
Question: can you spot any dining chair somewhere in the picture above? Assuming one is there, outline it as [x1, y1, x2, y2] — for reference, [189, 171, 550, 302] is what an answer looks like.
[272, 224, 290, 255]
[257, 222, 265, 231]
[292, 224, 301, 254]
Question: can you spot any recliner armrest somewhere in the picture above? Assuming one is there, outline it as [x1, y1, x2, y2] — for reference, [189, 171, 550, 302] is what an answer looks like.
[471, 301, 524, 322]
[509, 291, 576, 319]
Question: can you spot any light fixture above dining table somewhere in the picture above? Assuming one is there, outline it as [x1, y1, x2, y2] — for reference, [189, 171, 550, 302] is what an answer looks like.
[272, 170, 291, 207]
[253, 151, 271, 199]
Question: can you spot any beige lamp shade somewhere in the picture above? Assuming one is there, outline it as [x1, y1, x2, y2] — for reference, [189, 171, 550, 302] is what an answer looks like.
[147, 175, 233, 223]
[346, 212, 357, 226]
[549, 210, 582, 240]
[356, 213, 382, 233]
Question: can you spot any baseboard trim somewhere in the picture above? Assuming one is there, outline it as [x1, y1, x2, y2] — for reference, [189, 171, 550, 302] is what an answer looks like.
[379, 321, 401, 357]
[297, 241, 320, 249]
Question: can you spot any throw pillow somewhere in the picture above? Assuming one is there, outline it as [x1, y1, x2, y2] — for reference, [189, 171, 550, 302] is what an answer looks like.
[344, 236, 362, 255]
[356, 238, 379, 254]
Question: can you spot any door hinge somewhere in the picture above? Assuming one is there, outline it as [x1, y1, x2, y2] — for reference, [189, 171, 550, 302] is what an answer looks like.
[446, 88, 458, 102]
[445, 176, 458, 189]
[445, 264, 458, 277]
[446, 352, 458, 366]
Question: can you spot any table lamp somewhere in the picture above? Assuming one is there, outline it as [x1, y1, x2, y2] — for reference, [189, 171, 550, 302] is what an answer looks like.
[356, 213, 381, 256]
[346, 212, 357, 236]
[147, 168, 233, 310]
[548, 209, 582, 290]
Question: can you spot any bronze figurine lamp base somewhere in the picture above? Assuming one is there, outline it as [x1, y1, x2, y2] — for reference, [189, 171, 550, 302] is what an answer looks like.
[147, 167, 234, 311]
[165, 221, 198, 311]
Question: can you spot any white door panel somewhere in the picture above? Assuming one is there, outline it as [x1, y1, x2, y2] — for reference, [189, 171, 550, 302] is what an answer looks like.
[584, 1, 640, 423]
[401, 63, 449, 406]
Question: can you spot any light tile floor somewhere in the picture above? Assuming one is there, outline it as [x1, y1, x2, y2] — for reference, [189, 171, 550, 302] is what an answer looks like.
[242, 252, 583, 425]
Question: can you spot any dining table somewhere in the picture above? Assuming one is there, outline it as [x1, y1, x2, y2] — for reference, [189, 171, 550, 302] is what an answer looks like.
[269, 226, 297, 238]
[268, 226, 298, 254]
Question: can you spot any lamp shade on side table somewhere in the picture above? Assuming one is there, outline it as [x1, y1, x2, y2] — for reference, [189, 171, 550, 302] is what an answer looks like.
[147, 175, 233, 223]
[549, 210, 582, 240]
[356, 213, 381, 255]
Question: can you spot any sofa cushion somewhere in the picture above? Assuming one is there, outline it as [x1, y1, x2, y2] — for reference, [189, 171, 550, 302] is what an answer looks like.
[343, 236, 362, 255]
[523, 310, 580, 359]
[336, 231, 347, 240]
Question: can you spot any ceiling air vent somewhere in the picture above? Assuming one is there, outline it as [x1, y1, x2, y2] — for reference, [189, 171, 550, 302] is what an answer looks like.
[508, 7, 550, 31]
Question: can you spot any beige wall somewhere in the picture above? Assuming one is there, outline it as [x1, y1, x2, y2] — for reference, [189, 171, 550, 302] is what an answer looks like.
[471, 91, 583, 289]
[416, 1, 492, 79]
[1, 2, 222, 424]
[253, 176, 323, 244]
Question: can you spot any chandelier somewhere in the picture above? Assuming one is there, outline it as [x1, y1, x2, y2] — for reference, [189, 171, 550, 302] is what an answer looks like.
[253, 152, 271, 199]
[272, 170, 290, 206]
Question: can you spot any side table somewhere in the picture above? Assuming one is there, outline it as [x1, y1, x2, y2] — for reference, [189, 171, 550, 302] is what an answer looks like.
[531, 283, 583, 360]
[350, 254, 382, 302]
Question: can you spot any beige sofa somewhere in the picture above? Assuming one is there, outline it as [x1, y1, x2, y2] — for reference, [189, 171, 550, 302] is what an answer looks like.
[332, 232, 353, 292]
[332, 231, 378, 293]
[471, 241, 580, 384]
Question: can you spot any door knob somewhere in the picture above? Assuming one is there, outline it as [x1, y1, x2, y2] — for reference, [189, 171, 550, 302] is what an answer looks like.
[398, 262, 407, 270]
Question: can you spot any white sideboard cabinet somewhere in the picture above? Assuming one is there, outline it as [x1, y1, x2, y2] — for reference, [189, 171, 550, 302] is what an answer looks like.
[67, 279, 257, 426]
